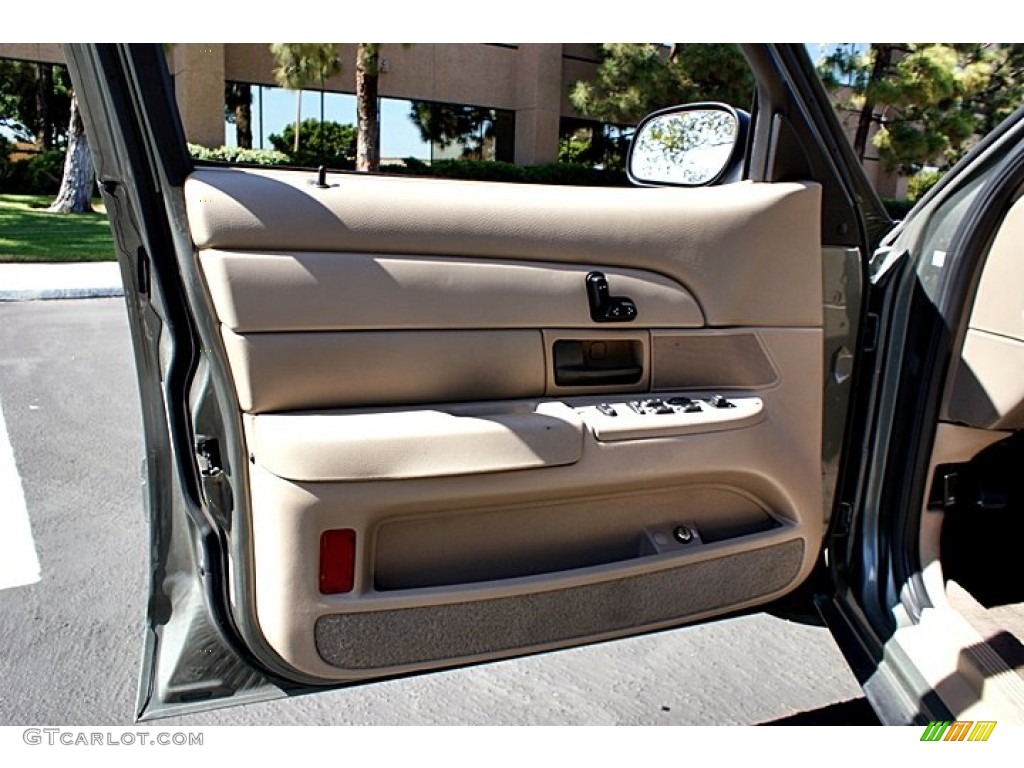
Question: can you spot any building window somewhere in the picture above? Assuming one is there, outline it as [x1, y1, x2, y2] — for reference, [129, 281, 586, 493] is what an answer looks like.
[407, 100, 515, 164]
[224, 84, 518, 168]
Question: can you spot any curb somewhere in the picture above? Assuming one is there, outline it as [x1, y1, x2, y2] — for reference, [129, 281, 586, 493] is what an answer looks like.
[0, 262, 125, 302]
[0, 287, 125, 302]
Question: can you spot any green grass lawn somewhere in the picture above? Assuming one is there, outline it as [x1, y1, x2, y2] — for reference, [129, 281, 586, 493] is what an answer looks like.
[0, 194, 115, 262]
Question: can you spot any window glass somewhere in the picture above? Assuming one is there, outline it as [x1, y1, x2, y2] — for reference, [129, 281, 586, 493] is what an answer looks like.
[206, 44, 756, 186]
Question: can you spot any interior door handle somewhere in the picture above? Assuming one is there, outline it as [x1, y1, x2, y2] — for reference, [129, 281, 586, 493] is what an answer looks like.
[586, 272, 637, 323]
[554, 365, 644, 386]
[552, 339, 644, 387]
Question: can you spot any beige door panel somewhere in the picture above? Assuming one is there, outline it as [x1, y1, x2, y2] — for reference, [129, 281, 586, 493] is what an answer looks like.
[183, 167, 827, 682]
[248, 401, 585, 482]
[251, 438, 810, 678]
[650, 330, 780, 390]
[250, 456, 816, 680]
[317, 539, 808, 675]
[223, 327, 788, 415]
[240, 327, 822, 679]
[199, 251, 705, 333]
[948, 330, 1024, 430]
[186, 168, 822, 328]
[945, 194, 1024, 429]
[221, 328, 548, 413]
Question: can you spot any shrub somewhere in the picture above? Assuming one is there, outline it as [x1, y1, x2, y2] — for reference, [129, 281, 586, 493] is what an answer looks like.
[0, 149, 66, 194]
[907, 169, 943, 203]
[380, 158, 628, 187]
[267, 120, 356, 170]
[188, 144, 290, 166]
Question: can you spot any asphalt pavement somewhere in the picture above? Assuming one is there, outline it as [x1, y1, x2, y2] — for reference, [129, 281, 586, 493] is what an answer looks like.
[0, 296, 874, 725]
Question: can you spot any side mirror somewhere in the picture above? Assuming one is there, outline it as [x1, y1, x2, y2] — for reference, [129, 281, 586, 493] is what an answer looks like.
[627, 103, 749, 187]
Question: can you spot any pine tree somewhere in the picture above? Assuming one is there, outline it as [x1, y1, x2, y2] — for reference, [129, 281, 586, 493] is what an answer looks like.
[569, 44, 754, 126]
[818, 43, 1007, 173]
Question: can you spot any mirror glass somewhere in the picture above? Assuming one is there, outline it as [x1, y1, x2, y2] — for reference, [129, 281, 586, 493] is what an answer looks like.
[629, 108, 738, 186]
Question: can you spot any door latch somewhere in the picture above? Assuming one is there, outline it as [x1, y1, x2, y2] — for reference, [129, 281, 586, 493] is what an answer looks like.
[196, 438, 223, 477]
[585, 272, 637, 323]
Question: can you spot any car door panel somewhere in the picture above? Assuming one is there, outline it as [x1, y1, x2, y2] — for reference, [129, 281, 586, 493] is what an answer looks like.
[184, 170, 823, 327]
[178, 166, 826, 681]
[222, 328, 551, 411]
[312, 540, 808, 673]
[247, 401, 587, 481]
[198, 251, 706, 332]
[250, 464, 809, 679]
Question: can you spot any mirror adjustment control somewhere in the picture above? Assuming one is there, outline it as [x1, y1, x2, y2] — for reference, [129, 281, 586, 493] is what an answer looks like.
[596, 403, 618, 417]
[708, 394, 735, 409]
[586, 272, 638, 323]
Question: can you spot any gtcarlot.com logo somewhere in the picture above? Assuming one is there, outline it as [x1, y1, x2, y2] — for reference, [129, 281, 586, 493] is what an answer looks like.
[920, 721, 997, 742]
[23, 729, 203, 747]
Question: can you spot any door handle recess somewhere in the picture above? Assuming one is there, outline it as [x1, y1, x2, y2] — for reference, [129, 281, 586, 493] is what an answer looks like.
[586, 272, 637, 323]
[555, 365, 644, 387]
[552, 339, 644, 387]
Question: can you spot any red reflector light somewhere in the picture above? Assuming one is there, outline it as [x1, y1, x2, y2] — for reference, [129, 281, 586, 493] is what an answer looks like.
[319, 529, 356, 594]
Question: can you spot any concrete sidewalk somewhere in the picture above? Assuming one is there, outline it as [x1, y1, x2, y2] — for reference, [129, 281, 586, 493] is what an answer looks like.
[0, 262, 124, 302]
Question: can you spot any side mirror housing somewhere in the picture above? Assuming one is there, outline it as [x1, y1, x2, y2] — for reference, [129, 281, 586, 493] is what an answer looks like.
[627, 103, 749, 187]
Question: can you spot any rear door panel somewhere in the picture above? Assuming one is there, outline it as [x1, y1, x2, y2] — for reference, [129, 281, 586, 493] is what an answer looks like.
[184, 167, 825, 680]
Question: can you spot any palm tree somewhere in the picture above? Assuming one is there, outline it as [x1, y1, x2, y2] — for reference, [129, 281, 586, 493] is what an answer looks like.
[271, 43, 341, 154]
[356, 44, 382, 172]
[309, 45, 342, 146]
[272, 43, 388, 170]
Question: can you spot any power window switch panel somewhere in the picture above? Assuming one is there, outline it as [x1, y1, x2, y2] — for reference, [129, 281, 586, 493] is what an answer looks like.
[583, 396, 764, 441]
